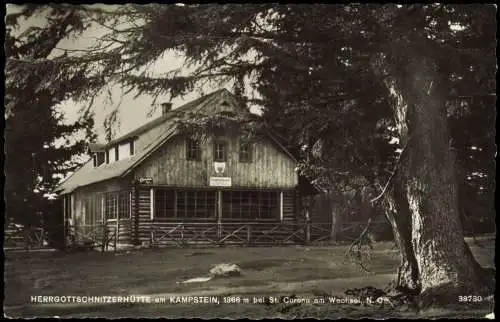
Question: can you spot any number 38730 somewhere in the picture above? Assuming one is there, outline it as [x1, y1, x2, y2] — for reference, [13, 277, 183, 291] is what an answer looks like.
[458, 295, 483, 303]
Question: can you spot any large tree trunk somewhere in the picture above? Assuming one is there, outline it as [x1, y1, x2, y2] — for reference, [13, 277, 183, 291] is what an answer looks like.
[385, 54, 490, 302]
[385, 178, 421, 294]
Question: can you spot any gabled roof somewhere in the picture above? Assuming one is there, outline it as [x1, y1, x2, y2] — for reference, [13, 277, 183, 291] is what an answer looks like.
[54, 89, 296, 195]
[105, 89, 227, 147]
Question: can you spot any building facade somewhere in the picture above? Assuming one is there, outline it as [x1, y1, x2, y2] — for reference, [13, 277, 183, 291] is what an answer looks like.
[55, 89, 322, 248]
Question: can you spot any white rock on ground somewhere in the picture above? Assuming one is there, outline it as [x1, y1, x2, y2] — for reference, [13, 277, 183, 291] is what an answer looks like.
[180, 276, 213, 284]
[209, 263, 242, 278]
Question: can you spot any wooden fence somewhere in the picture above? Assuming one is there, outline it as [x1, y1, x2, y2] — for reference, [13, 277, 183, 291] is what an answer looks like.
[5, 219, 389, 251]
[4, 220, 130, 252]
[67, 219, 131, 251]
[4, 225, 46, 249]
[149, 220, 389, 248]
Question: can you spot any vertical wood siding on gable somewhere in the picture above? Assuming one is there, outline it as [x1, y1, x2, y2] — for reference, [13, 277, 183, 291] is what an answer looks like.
[133, 135, 298, 188]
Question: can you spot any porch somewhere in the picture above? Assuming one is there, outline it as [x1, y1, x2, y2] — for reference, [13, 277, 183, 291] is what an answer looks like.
[62, 186, 389, 250]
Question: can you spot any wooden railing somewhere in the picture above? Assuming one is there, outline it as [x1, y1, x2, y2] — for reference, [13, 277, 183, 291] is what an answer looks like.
[4, 224, 114, 251]
[4, 218, 134, 252]
[66, 219, 131, 251]
[67, 223, 112, 251]
[5, 219, 389, 251]
[150, 223, 219, 247]
[4, 226, 46, 249]
[149, 220, 389, 247]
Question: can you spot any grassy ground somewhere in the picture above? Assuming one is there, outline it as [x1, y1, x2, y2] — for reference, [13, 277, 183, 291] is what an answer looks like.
[4, 236, 495, 319]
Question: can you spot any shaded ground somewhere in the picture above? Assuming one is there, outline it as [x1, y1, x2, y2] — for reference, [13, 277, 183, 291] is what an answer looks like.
[4, 236, 495, 318]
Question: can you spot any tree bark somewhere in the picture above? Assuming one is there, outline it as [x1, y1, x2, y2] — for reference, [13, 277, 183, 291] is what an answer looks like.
[385, 179, 421, 294]
[386, 54, 490, 302]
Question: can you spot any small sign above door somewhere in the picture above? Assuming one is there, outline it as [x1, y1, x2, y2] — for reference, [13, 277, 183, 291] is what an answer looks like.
[209, 177, 232, 187]
[138, 177, 153, 184]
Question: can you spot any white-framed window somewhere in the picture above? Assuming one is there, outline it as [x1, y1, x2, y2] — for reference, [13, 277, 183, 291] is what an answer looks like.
[213, 140, 228, 162]
[104, 191, 130, 220]
[118, 142, 131, 160]
[107, 147, 117, 163]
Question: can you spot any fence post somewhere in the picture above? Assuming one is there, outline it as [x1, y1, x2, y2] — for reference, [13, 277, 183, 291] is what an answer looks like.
[330, 208, 337, 241]
[305, 218, 311, 244]
[115, 219, 119, 251]
[217, 190, 222, 243]
[246, 224, 252, 246]
[181, 224, 185, 246]
[150, 226, 155, 248]
[101, 223, 106, 252]
[106, 222, 110, 251]
[39, 227, 45, 248]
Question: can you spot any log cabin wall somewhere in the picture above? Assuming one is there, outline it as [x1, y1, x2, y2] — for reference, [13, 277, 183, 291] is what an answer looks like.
[282, 189, 296, 223]
[131, 184, 139, 245]
[136, 187, 153, 245]
[133, 186, 298, 246]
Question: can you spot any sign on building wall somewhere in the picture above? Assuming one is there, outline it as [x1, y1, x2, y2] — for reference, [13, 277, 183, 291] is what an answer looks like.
[209, 177, 232, 187]
[213, 162, 226, 175]
[138, 177, 153, 184]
